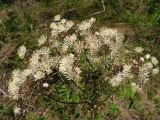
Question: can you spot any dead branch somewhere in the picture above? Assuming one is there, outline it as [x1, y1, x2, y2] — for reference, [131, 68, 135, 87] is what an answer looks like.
[0, 43, 16, 66]
[91, 0, 105, 15]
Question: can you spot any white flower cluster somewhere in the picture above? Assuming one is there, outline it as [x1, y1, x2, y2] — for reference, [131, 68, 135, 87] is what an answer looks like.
[110, 53, 159, 87]
[59, 54, 81, 80]
[50, 15, 124, 59]
[38, 34, 47, 46]
[131, 82, 142, 92]
[134, 47, 144, 53]
[84, 35, 102, 56]
[8, 47, 58, 99]
[17, 45, 26, 59]
[61, 34, 77, 53]
[8, 14, 159, 100]
[8, 15, 126, 99]
[54, 14, 61, 21]
[139, 54, 159, 84]
[96, 27, 124, 57]
[77, 18, 96, 35]
[50, 15, 74, 38]
[110, 65, 133, 86]
[29, 47, 57, 80]
[14, 106, 21, 115]
[8, 69, 32, 99]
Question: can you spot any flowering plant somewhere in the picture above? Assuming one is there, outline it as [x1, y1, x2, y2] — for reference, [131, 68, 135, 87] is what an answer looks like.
[8, 14, 159, 118]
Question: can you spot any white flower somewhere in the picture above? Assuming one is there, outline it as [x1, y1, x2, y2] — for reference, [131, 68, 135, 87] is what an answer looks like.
[110, 64, 133, 86]
[95, 31, 100, 35]
[138, 62, 153, 84]
[59, 54, 74, 71]
[122, 64, 133, 79]
[145, 54, 150, 60]
[8, 82, 19, 99]
[144, 62, 153, 69]
[50, 40, 61, 48]
[138, 63, 152, 84]
[43, 83, 49, 88]
[14, 106, 21, 115]
[85, 34, 101, 55]
[61, 44, 69, 53]
[54, 14, 61, 21]
[98, 27, 124, 57]
[59, 54, 76, 80]
[50, 22, 57, 29]
[98, 27, 121, 39]
[29, 47, 56, 80]
[17, 45, 26, 59]
[8, 69, 31, 99]
[151, 56, 158, 65]
[50, 19, 74, 37]
[123, 64, 131, 73]
[73, 41, 84, 54]
[61, 33, 77, 53]
[38, 35, 47, 46]
[75, 67, 82, 75]
[77, 18, 96, 31]
[152, 68, 159, 75]
[65, 70, 77, 80]
[34, 71, 45, 80]
[61, 19, 66, 24]
[65, 21, 74, 29]
[64, 34, 77, 46]
[140, 57, 145, 62]
[110, 73, 123, 86]
[73, 67, 82, 80]
[22, 69, 32, 76]
[134, 47, 144, 53]
[90, 18, 96, 23]
[131, 82, 142, 92]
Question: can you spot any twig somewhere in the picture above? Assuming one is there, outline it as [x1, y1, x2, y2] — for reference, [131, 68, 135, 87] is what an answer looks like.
[26, 82, 40, 111]
[0, 43, 16, 65]
[84, 51, 95, 71]
[103, 86, 120, 102]
[35, 88, 90, 105]
[71, 80, 89, 99]
[42, 104, 54, 116]
[0, 88, 7, 97]
[90, 0, 105, 15]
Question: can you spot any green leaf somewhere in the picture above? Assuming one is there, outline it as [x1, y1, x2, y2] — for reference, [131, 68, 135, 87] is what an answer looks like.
[71, 92, 80, 102]
[0, 105, 8, 114]
[119, 85, 136, 100]
[107, 103, 120, 117]
[38, 115, 45, 120]
[57, 85, 67, 93]
[26, 112, 39, 120]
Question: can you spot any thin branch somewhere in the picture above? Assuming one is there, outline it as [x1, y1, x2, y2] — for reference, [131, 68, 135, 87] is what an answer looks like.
[26, 82, 40, 111]
[41, 104, 54, 116]
[84, 51, 95, 71]
[57, 72, 91, 103]
[90, 0, 105, 15]
[71, 80, 89, 98]
[103, 87, 120, 102]
[35, 88, 90, 105]
[0, 88, 7, 97]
